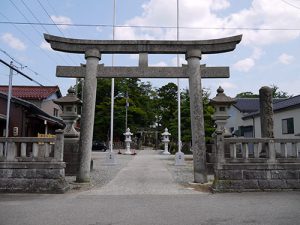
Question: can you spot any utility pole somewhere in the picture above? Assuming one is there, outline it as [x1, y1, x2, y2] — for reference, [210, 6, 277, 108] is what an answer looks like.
[125, 91, 129, 130]
[4, 61, 13, 156]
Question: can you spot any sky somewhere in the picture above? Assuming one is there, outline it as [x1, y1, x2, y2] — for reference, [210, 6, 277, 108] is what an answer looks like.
[1, 0, 300, 97]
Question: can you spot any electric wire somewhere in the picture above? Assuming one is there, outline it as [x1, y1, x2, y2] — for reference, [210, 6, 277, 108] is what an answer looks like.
[1, 21, 300, 31]
[0, 48, 57, 86]
[0, 11, 62, 66]
[20, 0, 50, 33]
[0, 59, 44, 86]
[36, 0, 78, 65]
[281, 0, 300, 10]
[3, 3, 70, 66]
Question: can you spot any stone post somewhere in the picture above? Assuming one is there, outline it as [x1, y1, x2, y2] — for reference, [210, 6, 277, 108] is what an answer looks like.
[77, 49, 100, 183]
[259, 86, 274, 138]
[259, 86, 274, 158]
[54, 129, 64, 161]
[186, 49, 207, 183]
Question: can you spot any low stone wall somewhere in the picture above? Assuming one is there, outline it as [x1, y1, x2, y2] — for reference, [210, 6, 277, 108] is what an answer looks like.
[213, 163, 300, 192]
[212, 135, 300, 192]
[0, 161, 69, 193]
[0, 130, 69, 193]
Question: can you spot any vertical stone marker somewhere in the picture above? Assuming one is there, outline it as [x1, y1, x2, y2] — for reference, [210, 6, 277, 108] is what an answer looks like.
[259, 86, 274, 138]
[77, 49, 100, 183]
[186, 49, 207, 183]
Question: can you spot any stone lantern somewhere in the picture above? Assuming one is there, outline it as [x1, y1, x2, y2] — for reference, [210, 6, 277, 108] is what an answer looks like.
[161, 128, 171, 155]
[210, 86, 236, 136]
[53, 87, 82, 138]
[123, 128, 133, 155]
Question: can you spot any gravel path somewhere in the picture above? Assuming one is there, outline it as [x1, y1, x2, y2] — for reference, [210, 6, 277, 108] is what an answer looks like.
[66, 149, 212, 193]
[82, 149, 200, 195]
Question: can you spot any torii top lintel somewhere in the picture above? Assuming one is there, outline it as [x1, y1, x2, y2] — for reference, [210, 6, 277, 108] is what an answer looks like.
[44, 34, 242, 55]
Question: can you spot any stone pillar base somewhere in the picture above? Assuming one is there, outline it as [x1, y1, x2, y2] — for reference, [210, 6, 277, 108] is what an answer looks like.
[175, 152, 185, 165]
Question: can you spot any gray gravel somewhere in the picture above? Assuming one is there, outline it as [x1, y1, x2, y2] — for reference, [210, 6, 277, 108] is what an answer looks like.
[66, 150, 137, 192]
[66, 149, 212, 193]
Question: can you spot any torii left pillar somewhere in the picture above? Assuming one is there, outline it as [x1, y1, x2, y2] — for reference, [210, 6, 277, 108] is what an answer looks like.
[76, 49, 100, 182]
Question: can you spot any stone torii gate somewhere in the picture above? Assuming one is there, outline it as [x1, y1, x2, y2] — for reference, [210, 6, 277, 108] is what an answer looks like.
[45, 34, 242, 183]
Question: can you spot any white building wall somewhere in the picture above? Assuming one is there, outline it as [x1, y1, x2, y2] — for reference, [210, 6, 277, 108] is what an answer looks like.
[273, 108, 300, 138]
[242, 108, 300, 138]
[226, 107, 245, 132]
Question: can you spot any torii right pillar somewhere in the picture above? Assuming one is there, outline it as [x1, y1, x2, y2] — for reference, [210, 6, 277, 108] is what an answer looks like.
[186, 49, 207, 183]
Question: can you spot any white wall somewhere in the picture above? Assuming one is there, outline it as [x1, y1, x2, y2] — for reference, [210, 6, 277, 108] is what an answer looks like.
[242, 108, 300, 138]
[226, 106, 245, 132]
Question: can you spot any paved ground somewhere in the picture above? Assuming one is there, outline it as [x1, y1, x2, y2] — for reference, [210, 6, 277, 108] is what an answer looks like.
[0, 149, 300, 225]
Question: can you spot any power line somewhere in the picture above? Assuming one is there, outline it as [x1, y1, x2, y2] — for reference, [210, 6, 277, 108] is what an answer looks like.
[36, 0, 78, 65]
[0, 48, 57, 86]
[0, 11, 63, 66]
[36, 0, 65, 37]
[0, 48, 25, 69]
[1, 21, 300, 31]
[0, 59, 44, 86]
[281, 0, 300, 10]
[20, 0, 50, 33]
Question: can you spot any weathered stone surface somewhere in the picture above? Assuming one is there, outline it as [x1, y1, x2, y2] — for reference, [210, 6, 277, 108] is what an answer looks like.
[243, 180, 259, 189]
[286, 179, 300, 189]
[64, 138, 80, 175]
[268, 180, 287, 189]
[44, 33, 242, 54]
[57, 65, 230, 79]
[270, 170, 299, 179]
[0, 178, 69, 193]
[217, 170, 243, 180]
[243, 170, 268, 179]
[187, 50, 207, 183]
[77, 49, 100, 183]
[259, 86, 274, 138]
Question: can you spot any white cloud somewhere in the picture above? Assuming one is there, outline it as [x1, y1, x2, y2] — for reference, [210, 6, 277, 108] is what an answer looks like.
[232, 47, 263, 72]
[233, 58, 255, 72]
[219, 81, 237, 89]
[150, 61, 168, 67]
[50, 15, 72, 29]
[278, 53, 294, 65]
[1, 33, 26, 50]
[96, 26, 103, 32]
[171, 56, 186, 66]
[40, 41, 52, 51]
[251, 47, 263, 60]
[117, 0, 300, 46]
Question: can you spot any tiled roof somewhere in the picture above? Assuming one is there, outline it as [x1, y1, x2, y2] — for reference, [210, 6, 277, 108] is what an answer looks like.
[233, 98, 260, 113]
[273, 95, 300, 111]
[0, 85, 61, 100]
[234, 98, 285, 113]
[242, 95, 300, 119]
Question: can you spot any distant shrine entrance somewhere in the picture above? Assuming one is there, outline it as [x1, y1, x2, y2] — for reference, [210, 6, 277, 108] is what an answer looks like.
[45, 34, 242, 184]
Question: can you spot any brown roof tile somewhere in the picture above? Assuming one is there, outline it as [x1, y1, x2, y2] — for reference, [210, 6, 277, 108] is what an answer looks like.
[0, 85, 61, 100]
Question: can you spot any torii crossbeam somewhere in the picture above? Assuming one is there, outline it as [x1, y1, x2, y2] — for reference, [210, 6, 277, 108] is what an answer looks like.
[45, 33, 242, 183]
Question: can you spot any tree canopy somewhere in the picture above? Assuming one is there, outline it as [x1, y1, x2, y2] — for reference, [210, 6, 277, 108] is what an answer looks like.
[76, 78, 215, 146]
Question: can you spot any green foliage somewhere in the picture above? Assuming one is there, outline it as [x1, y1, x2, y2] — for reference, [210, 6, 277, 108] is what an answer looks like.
[76, 79, 215, 144]
[235, 91, 259, 98]
[235, 85, 291, 99]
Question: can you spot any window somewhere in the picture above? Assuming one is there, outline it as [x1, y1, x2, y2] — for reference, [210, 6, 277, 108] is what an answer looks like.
[53, 108, 59, 117]
[282, 118, 294, 134]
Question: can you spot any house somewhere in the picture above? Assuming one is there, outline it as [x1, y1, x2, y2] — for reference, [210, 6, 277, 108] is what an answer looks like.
[226, 96, 300, 138]
[0, 86, 62, 117]
[0, 91, 64, 137]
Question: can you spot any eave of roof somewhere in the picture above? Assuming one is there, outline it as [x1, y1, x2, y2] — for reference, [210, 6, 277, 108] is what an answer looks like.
[0, 85, 62, 100]
[242, 95, 300, 120]
[0, 91, 64, 127]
